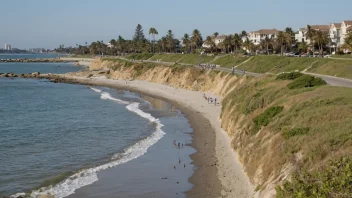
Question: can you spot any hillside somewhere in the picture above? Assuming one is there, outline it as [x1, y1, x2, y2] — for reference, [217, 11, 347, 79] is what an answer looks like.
[123, 54, 352, 80]
[89, 58, 352, 197]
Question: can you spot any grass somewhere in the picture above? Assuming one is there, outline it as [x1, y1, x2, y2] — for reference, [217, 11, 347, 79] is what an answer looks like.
[332, 54, 352, 58]
[307, 59, 352, 79]
[177, 54, 215, 65]
[212, 55, 249, 68]
[127, 53, 153, 60]
[149, 54, 165, 61]
[276, 157, 352, 198]
[220, 75, 352, 195]
[282, 127, 310, 139]
[237, 56, 317, 73]
[159, 54, 184, 62]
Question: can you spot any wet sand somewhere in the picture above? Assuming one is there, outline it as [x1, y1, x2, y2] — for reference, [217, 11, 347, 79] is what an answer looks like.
[57, 75, 254, 198]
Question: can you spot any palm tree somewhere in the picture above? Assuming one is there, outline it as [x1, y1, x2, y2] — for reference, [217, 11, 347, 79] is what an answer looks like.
[298, 41, 308, 53]
[149, 27, 158, 53]
[240, 30, 247, 39]
[166, 30, 175, 53]
[204, 36, 216, 53]
[306, 25, 316, 54]
[285, 27, 295, 52]
[313, 30, 329, 57]
[191, 29, 203, 53]
[213, 32, 219, 39]
[260, 36, 273, 55]
[232, 33, 242, 54]
[276, 31, 286, 56]
[242, 38, 255, 53]
[182, 33, 191, 53]
[109, 39, 117, 55]
[341, 32, 352, 57]
[222, 35, 233, 53]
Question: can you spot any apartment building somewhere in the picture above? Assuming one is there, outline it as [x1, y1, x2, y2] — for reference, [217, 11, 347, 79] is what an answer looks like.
[246, 29, 280, 45]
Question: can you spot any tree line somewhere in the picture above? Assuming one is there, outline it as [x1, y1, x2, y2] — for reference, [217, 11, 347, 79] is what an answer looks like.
[55, 24, 352, 57]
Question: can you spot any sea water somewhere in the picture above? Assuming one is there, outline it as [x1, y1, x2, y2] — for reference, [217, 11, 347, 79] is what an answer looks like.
[0, 62, 195, 197]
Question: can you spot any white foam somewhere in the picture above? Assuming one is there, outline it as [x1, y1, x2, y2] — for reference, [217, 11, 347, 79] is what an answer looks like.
[22, 95, 165, 198]
[100, 92, 130, 105]
[89, 87, 102, 93]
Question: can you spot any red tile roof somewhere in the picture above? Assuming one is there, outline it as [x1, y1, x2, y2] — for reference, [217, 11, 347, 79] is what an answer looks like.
[343, 21, 352, 26]
[332, 23, 342, 29]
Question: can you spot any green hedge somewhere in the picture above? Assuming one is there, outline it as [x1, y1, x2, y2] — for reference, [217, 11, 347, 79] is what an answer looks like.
[287, 75, 327, 89]
[253, 106, 283, 132]
[276, 72, 303, 80]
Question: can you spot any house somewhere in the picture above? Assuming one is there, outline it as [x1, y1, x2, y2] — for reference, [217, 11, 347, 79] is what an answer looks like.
[329, 23, 342, 51]
[294, 25, 329, 44]
[202, 35, 227, 48]
[341, 20, 352, 45]
[295, 28, 307, 43]
[246, 29, 280, 45]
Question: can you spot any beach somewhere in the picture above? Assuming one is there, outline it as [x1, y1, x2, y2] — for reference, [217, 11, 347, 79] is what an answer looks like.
[58, 74, 255, 198]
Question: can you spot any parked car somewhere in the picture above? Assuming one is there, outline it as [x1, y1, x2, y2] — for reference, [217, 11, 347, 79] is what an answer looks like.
[293, 52, 301, 57]
[324, 55, 331, 58]
[301, 53, 308, 57]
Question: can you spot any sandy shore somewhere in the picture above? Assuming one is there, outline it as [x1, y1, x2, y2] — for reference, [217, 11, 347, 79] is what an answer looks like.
[58, 74, 254, 198]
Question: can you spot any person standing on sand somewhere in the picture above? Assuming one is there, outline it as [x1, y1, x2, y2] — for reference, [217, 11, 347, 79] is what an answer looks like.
[232, 66, 235, 75]
[215, 98, 217, 105]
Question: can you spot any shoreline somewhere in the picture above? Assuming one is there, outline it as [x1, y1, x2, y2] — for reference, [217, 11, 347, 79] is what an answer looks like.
[50, 74, 254, 198]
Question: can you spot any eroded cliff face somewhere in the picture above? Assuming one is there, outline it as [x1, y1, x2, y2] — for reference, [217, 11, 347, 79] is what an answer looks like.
[89, 59, 284, 197]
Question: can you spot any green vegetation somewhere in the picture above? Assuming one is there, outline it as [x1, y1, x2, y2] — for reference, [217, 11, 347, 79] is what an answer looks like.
[276, 72, 303, 80]
[287, 75, 326, 89]
[221, 74, 352, 196]
[127, 53, 153, 60]
[237, 56, 316, 73]
[308, 59, 352, 79]
[276, 157, 352, 198]
[158, 54, 184, 62]
[253, 106, 284, 132]
[212, 55, 249, 68]
[149, 54, 165, 61]
[178, 54, 214, 64]
[282, 127, 310, 139]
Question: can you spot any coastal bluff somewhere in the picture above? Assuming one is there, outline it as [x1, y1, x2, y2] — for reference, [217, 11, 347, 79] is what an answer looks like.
[86, 58, 352, 198]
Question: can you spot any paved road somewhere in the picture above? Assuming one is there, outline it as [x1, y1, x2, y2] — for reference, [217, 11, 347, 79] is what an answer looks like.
[114, 56, 352, 88]
[303, 72, 352, 88]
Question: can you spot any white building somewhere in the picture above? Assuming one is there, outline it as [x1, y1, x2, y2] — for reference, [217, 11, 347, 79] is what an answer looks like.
[295, 28, 307, 43]
[4, 44, 12, 51]
[294, 25, 329, 44]
[246, 29, 280, 45]
[341, 20, 352, 45]
[202, 35, 226, 48]
[329, 23, 342, 49]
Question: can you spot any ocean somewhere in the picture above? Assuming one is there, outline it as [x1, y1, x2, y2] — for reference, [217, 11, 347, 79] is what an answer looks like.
[0, 53, 66, 60]
[0, 56, 195, 197]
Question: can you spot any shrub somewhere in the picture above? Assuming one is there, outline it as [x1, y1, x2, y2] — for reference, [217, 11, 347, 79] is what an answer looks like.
[253, 106, 283, 132]
[276, 72, 303, 80]
[276, 157, 352, 198]
[282, 127, 310, 139]
[287, 75, 326, 89]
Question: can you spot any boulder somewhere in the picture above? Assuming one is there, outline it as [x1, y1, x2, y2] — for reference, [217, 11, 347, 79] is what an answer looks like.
[32, 72, 40, 76]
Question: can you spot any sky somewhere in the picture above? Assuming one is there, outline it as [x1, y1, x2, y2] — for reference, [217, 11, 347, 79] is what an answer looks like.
[0, 0, 351, 49]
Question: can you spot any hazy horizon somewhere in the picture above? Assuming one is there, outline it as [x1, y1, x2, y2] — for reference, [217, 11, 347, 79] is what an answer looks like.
[1, 0, 351, 49]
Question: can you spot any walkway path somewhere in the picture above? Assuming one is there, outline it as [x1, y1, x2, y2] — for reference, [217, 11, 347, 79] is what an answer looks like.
[113, 56, 352, 88]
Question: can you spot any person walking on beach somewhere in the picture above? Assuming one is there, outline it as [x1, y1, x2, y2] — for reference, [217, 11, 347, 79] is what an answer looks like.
[232, 66, 235, 75]
[215, 98, 217, 105]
